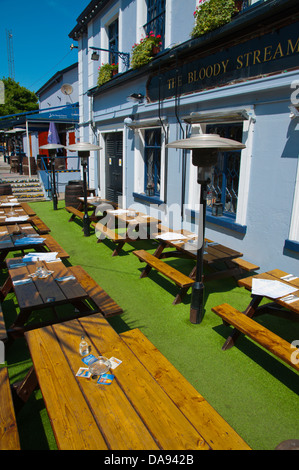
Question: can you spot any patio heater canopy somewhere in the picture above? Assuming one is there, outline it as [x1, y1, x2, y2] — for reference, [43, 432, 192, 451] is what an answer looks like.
[66, 142, 102, 152]
[166, 132, 246, 151]
[39, 144, 66, 150]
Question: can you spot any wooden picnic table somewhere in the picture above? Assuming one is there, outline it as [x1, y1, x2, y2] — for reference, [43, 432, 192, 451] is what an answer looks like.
[2, 257, 93, 339]
[134, 226, 248, 304]
[220, 269, 299, 351]
[0, 199, 50, 234]
[22, 313, 251, 450]
[0, 224, 67, 266]
[95, 209, 161, 256]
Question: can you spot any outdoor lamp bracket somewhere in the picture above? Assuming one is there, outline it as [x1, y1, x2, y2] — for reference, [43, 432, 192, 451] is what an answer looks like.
[89, 46, 130, 69]
[66, 142, 102, 237]
[39, 143, 65, 211]
[166, 132, 245, 324]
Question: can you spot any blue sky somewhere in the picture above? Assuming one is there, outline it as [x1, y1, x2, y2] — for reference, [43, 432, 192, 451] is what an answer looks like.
[0, 0, 86, 93]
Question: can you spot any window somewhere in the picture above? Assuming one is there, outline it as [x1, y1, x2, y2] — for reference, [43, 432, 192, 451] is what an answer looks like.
[145, 0, 165, 48]
[108, 19, 118, 64]
[144, 128, 161, 197]
[206, 123, 243, 217]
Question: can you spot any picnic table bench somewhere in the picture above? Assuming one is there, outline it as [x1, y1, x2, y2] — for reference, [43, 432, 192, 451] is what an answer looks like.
[94, 209, 161, 256]
[212, 269, 299, 372]
[134, 225, 259, 304]
[0, 227, 69, 268]
[68, 265, 123, 318]
[66, 197, 118, 224]
[30, 216, 50, 234]
[0, 367, 20, 450]
[120, 328, 251, 450]
[20, 313, 250, 450]
[212, 303, 299, 372]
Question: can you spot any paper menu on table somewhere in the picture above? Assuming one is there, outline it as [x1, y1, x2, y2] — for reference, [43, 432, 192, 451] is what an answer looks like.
[251, 278, 297, 299]
[156, 232, 188, 241]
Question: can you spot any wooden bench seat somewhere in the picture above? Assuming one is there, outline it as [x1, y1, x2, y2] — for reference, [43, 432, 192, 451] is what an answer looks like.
[0, 367, 20, 450]
[120, 328, 251, 450]
[68, 265, 123, 318]
[133, 249, 195, 304]
[231, 258, 260, 272]
[212, 303, 299, 372]
[30, 216, 51, 234]
[65, 206, 84, 222]
[0, 303, 7, 341]
[43, 234, 69, 259]
[20, 202, 36, 217]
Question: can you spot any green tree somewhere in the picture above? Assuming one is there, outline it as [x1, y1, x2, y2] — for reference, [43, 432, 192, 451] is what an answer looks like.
[0, 77, 38, 116]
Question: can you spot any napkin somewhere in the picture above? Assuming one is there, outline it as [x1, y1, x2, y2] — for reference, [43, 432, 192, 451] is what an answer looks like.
[23, 252, 58, 262]
[13, 278, 33, 286]
[14, 237, 45, 246]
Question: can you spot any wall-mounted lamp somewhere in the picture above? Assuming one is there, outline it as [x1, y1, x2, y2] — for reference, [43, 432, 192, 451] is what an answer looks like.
[126, 93, 144, 103]
[89, 46, 130, 69]
[91, 51, 100, 61]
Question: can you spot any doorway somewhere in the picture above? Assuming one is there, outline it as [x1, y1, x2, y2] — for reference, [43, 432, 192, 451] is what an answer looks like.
[105, 132, 123, 204]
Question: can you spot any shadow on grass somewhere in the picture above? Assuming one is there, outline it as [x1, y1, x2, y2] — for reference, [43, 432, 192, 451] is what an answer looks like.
[213, 321, 299, 395]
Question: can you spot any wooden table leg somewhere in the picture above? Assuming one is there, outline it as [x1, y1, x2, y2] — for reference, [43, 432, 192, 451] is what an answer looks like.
[140, 242, 167, 278]
[222, 295, 263, 350]
[0, 275, 13, 301]
[12, 366, 38, 412]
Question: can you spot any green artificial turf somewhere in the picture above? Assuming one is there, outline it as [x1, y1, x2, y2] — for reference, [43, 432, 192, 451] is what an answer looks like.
[3, 200, 299, 450]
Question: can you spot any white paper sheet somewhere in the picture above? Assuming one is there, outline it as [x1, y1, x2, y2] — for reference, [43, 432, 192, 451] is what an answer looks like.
[251, 278, 297, 299]
[109, 209, 130, 215]
[156, 232, 188, 241]
[5, 216, 29, 222]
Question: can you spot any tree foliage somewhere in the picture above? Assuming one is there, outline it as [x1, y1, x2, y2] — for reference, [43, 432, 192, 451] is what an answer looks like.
[0, 77, 38, 117]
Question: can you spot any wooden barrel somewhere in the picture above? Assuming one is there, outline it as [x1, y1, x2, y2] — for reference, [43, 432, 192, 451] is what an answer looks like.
[64, 181, 84, 208]
[0, 183, 13, 195]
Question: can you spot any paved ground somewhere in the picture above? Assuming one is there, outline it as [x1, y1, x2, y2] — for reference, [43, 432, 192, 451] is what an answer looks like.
[0, 155, 33, 181]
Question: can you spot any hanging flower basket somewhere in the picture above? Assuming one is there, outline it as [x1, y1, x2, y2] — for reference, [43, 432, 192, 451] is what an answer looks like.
[191, 0, 237, 38]
[97, 63, 118, 87]
[131, 32, 162, 69]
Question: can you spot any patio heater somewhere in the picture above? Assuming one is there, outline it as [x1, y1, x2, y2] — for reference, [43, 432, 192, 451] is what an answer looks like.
[166, 131, 245, 324]
[66, 142, 102, 237]
[40, 144, 65, 210]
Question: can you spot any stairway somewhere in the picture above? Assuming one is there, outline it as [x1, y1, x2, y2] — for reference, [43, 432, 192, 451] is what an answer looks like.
[10, 178, 46, 201]
[0, 155, 46, 201]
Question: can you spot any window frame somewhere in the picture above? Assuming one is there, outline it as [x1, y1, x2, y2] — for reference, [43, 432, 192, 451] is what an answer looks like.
[144, 0, 166, 48]
[144, 128, 162, 197]
[133, 124, 167, 204]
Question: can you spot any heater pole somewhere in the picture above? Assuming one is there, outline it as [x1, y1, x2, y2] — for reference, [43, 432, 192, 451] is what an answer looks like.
[189, 180, 208, 324]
